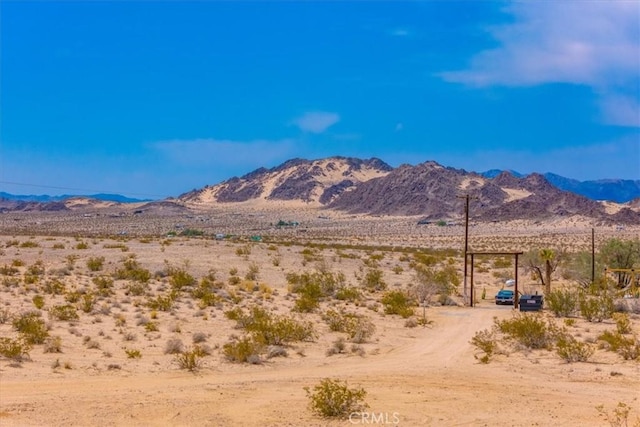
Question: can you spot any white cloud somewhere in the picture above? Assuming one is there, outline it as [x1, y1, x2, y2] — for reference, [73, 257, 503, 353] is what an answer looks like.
[292, 111, 340, 133]
[441, 1, 640, 127]
[390, 28, 409, 37]
[152, 138, 297, 166]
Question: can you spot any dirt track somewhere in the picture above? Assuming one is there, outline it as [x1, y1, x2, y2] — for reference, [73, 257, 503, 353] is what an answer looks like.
[2, 305, 638, 426]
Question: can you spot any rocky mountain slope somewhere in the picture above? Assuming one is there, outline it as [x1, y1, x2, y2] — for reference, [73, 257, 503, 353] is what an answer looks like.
[179, 157, 392, 205]
[2, 157, 638, 224]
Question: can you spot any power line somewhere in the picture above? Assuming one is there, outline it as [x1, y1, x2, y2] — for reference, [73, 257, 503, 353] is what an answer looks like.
[0, 180, 166, 199]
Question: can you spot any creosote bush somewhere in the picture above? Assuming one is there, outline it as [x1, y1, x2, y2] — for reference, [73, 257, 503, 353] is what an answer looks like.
[494, 313, 559, 350]
[13, 311, 49, 344]
[225, 306, 316, 346]
[470, 329, 498, 364]
[546, 288, 579, 317]
[175, 345, 207, 371]
[381, 290, 415, 318]
[322, 309, 375, 343]
[0, 337, 31, 362]
[305, 378, 368, 419]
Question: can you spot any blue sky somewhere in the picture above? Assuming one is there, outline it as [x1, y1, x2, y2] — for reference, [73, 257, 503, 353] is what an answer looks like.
[1, 1, 639, 199]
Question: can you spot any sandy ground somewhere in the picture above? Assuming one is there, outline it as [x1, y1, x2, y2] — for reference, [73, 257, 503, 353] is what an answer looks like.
[0, 225, 639, 426]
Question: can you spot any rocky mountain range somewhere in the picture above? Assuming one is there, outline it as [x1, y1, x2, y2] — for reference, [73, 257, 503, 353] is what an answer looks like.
[2, 157, 639, 224]
[480, 171, 640, 203]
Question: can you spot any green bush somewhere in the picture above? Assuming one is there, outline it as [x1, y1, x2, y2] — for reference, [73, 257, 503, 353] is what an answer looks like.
[114, 258, 151, 283]
[381, 290, 415, 318]
[598, 330, 640, 360]
[222, 336, 264, 363]
[612, 313, 632, 334]
[175, 346, 206, 371]
[494, 313, 558, 350]
[546, 288, 578, 317]
[579, 294, 614, 322]
[147, 291, 177, 311]
[167, 266, 196, 291]
[225, 306, 316, 345]
[48, 304, 79, 321]
[555, 334, 594, 362]
[361, 268, 387, 291]
[32, 295, 45, 309]
[125, 348, 142, 359]
[0, 337, 31, 362]
[93, 276, 114, 297]
[304, 378, 368, 419]
[322, 310, 375, 343]
[335, 286, 362, 302]
[470, 329, 498, 364]
[13, 312, 49, 344]
[86, 256, 105, 272]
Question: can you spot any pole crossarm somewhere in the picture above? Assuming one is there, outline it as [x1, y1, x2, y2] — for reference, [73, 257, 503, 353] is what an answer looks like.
[466, 251, 524, 308]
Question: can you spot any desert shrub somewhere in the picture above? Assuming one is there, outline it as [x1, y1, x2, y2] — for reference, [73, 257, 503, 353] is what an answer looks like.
[288, 270, 346, 312]
[492, 257, 512, 269]
[0, 264, 20, 276]
[32, 295, 45, 309]
[13, 311, 49, 344]
[470, 329, 498, 364]
[304, 378, 368, 419]
[80, 293, 95, 313]
[494, 313, 559, 350]
[144, 321, 159, 332]
[43, 336, 63, 353]
[381, 290, 415, 318]
[48, 304, 79, 321]
[0, 308, 11, 324]
[86, 256, 105, 272]
[579, 294, 614, 322]
[596, 402, 640, 427]
[598, 330, 640, 361]
[555, 334, 594, 362]
[225, 306, 316, 345]
[335, 286, 362, 302]
[612, 313, 632, 335]
[245, 262, 260, 281]
[222, 336, 264, 363]
[0, 337, 31, 362]
[361, 268, 387, 292]
[147, 291, 177, 311]
[179, 228, 204, 237]
[546, 288, 579, 317]
[322, 310, 375, 343]
[192, 332, 207, 343]
[75, 241, 89, 250]
[175, 346, 206, 371]
[20, 240, 39, 248]
[167, 266, 196, 291]
[115, 258, 151, 283]
[235, 245, 251, 256]
[164, 337, 185, 354]
[93, 276, 114, 297]
[125, 348, 142, 359]
[326, 337, 347, 356]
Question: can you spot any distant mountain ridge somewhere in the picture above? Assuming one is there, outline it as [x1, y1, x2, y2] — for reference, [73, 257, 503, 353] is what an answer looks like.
[479, 171, 640, 203]
[0, 192, 149, 203]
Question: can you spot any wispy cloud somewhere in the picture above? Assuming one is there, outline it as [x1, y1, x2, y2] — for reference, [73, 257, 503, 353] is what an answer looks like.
[292, 111, 340, 133]
[152, 138, 297, 167]
[441, 2, 640, 127]
[389, 28, 410, 37]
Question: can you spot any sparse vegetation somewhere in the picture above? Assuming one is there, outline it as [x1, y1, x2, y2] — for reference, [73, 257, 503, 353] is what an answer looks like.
[305, 378, 368, 419]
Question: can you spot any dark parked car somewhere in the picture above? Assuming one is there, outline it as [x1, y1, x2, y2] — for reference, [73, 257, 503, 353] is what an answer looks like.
[495, 289, 515, 305]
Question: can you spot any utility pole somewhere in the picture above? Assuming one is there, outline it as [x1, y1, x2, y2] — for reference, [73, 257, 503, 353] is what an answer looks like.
[458, 194, 471, 305]
[591, 227, 595, 285]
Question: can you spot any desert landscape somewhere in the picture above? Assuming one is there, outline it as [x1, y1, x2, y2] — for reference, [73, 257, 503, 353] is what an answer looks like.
[0, 202, 639, 426]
